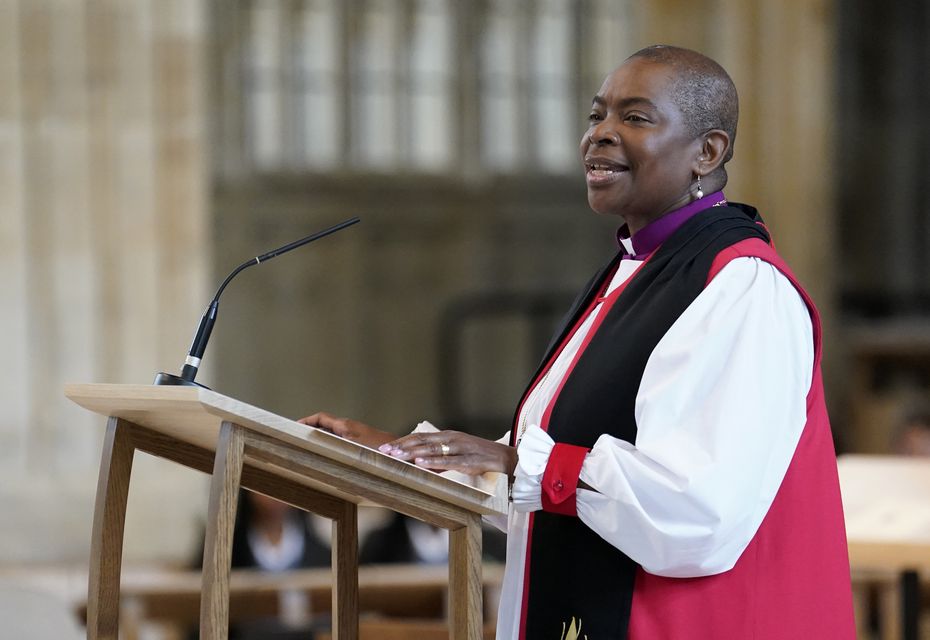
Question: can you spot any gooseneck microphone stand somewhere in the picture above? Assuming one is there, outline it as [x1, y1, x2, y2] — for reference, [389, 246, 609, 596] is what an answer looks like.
[154, 216, 360, 388]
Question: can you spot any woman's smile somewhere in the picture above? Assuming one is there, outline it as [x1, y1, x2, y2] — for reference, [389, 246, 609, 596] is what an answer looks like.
[584, 156, 630, 187]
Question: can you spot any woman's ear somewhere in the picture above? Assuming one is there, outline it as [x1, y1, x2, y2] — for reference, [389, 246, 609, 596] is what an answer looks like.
[693, 129, 730, 176]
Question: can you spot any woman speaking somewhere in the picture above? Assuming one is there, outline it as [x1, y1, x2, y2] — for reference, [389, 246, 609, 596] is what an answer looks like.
[300, 45, 855, 639]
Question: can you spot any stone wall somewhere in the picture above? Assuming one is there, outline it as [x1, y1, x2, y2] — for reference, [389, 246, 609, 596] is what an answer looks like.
[0, 0, 210, 564]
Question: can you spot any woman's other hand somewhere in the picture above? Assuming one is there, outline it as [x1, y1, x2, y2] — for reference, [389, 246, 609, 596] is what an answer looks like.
[297, 412, 395, 450]
[379, 431, 517, 478]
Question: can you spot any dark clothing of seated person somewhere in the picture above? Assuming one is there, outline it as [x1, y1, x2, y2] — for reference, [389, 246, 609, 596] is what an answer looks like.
[359, 512, 507, 566]
[192, 490, 330, 640]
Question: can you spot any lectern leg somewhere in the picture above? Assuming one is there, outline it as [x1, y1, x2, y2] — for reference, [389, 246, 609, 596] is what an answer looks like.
[331, 501, 359, 640]
[88, 417, 135, 640]
[449, 514, 483, 640]
[200, 421, 245, 640]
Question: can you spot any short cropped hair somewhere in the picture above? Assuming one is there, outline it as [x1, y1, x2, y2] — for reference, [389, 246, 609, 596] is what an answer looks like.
[628, 45, 739, 164]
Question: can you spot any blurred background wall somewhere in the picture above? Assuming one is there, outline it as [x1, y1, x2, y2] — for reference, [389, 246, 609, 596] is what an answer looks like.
[1, 0, 211, 563]
[208, 0, 836, 436]
[4, 0, 919, 567]
[0, 0, 212, 562]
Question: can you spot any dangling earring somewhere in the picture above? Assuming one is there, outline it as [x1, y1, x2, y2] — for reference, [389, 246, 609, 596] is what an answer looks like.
[694, 175, 704, 200]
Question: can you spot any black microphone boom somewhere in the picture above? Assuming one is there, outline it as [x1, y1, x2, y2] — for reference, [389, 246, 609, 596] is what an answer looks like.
[154, 216, 360, 388]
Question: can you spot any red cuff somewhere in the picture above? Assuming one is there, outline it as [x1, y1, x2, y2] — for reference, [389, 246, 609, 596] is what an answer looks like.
[541, 442, 590, 517]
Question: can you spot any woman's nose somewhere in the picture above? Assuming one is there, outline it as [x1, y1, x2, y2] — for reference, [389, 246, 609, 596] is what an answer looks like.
[588, 123, 619, 146]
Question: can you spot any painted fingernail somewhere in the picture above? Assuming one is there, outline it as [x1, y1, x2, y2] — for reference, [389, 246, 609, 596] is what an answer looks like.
[378, 444, 391, 452]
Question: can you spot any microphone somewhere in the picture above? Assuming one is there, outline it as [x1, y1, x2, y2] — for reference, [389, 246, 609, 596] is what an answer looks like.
[154, 216, 360, 388]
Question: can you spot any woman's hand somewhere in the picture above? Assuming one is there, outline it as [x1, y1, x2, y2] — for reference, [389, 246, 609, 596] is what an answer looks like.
[379, 431, 517, 478]
[297, 412, 395, 450]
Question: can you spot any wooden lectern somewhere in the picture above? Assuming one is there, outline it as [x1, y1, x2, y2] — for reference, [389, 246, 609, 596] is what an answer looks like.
[65, 384, 508, 640]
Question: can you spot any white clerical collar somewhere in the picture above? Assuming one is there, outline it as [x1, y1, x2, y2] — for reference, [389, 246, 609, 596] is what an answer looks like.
[618, 234, 634, 255]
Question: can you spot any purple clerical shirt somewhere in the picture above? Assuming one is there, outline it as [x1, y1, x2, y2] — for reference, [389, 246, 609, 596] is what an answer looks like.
[617, 191, 727, 260]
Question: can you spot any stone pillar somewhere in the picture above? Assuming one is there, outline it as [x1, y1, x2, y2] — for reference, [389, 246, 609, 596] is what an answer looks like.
[634, 0, 837, 312]
[0, 0, 211, 563]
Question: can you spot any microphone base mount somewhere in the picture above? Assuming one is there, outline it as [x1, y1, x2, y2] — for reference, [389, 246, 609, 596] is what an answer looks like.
[153, 372, 211, 390]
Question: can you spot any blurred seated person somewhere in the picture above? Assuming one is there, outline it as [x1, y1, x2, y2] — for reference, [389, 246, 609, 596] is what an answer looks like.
[229, 490, 331, 571]
[892, 405, 930, 457]
[192, 490, 331, 640]
[360, 512, 507, 566]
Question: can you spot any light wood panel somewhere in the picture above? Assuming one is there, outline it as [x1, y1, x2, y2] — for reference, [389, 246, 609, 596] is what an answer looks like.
[65, 383, 509, 518]
[87, 418, 136, 640]
[200, 421, 245, 639]
[331, 500, 360, 640]
[449, 514, 484, 640]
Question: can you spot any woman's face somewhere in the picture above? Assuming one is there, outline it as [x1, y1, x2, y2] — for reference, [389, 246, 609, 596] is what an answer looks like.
[581, 58, 702, 226]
